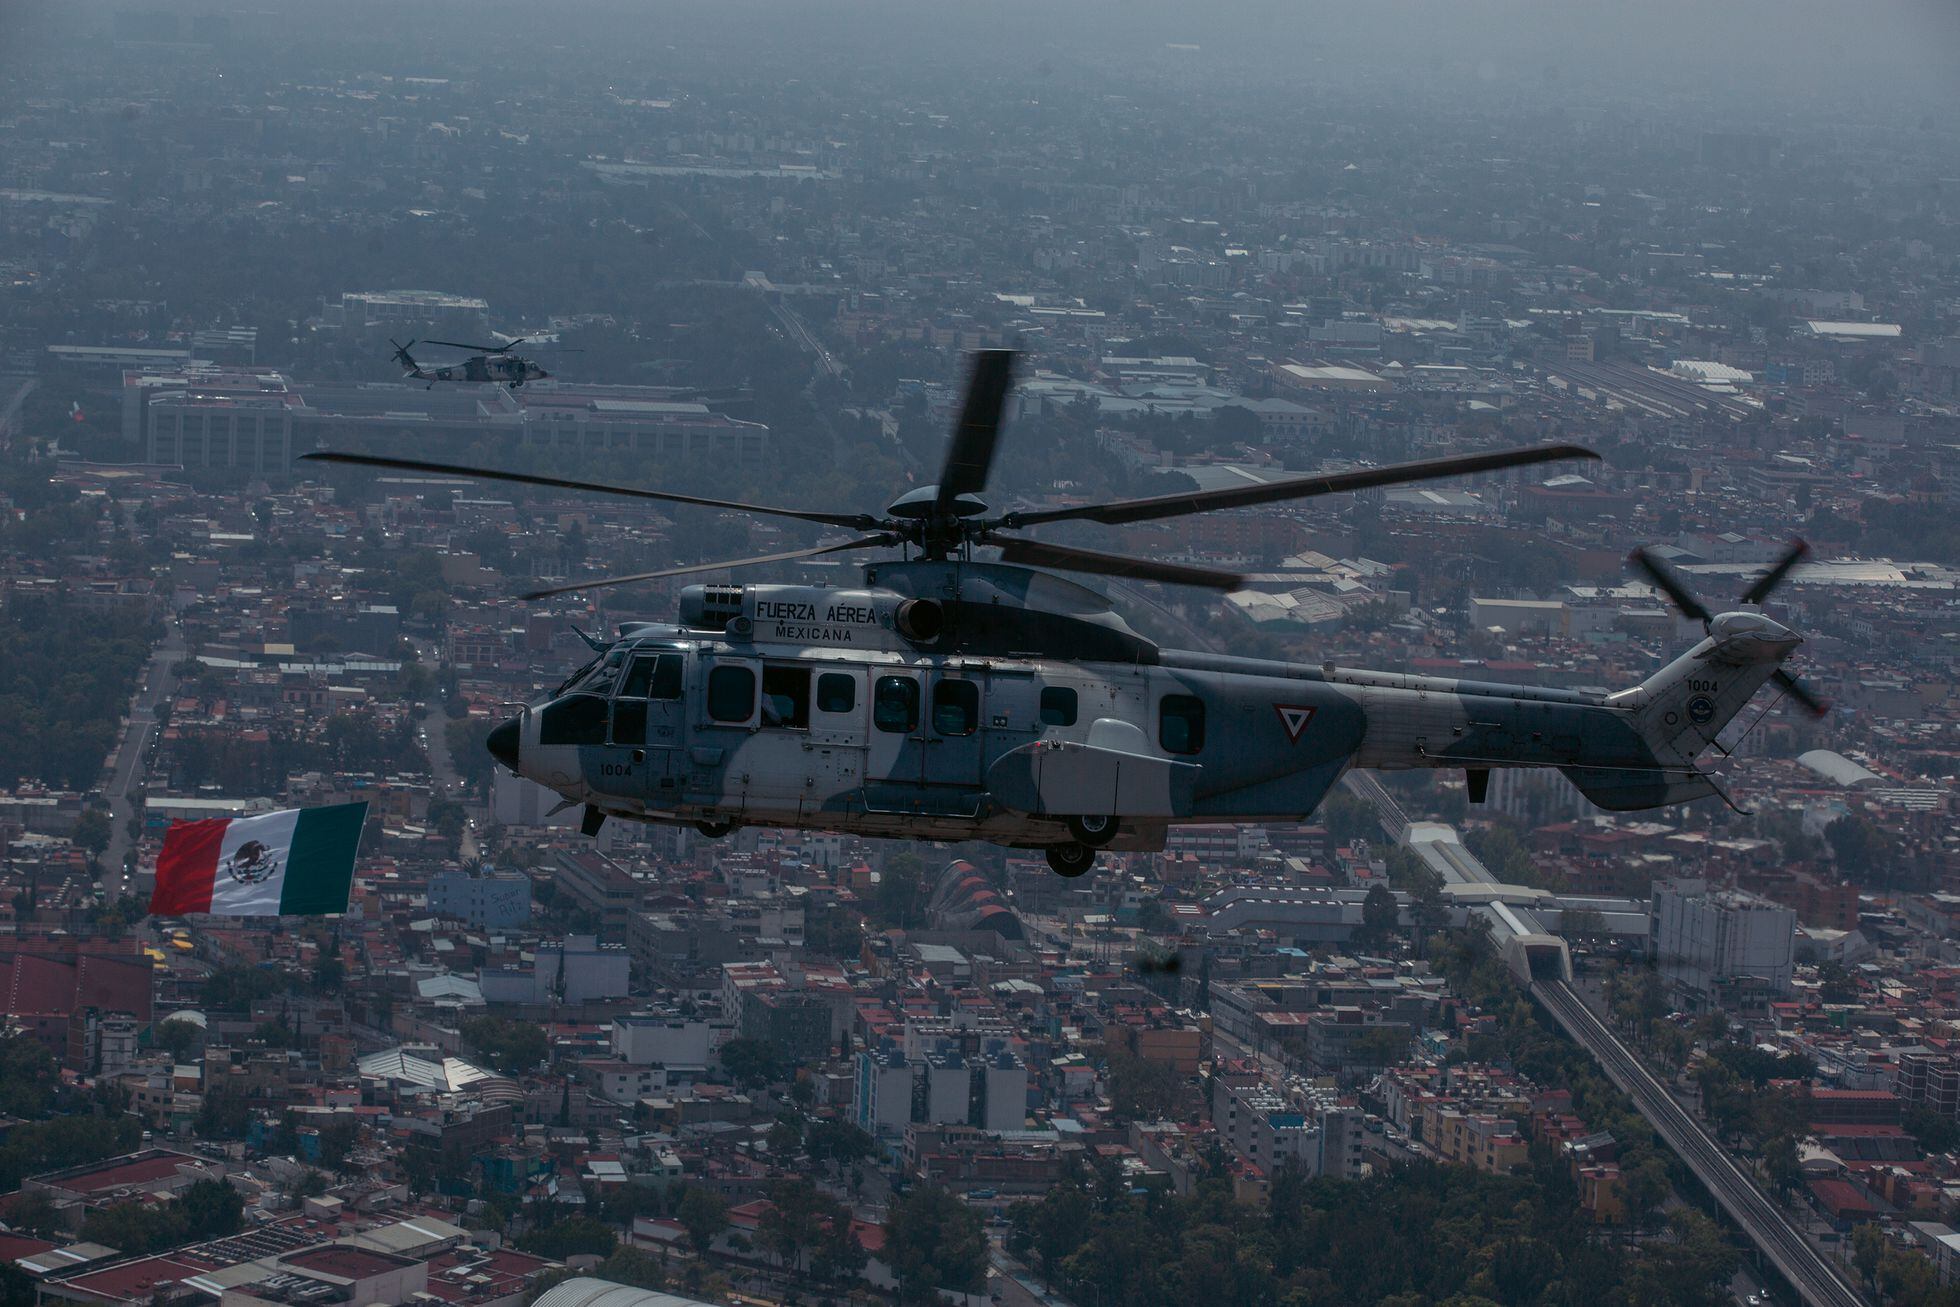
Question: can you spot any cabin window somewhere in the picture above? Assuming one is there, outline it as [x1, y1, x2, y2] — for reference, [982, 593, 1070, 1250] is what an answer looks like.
[707, 666, 756, 723]
[539, 694, 608, 747]
[1159, 694, 1206, 755]
[761, 666, 812, 730]
[817, 672, 857, 714]
[933, 680, 979, 736]
[873, 676, 919, 733]
[1040, 686, 1078, 727]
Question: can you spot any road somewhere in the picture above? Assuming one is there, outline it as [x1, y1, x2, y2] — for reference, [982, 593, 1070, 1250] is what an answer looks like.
[420, 701, 480, 861]
[1532, 980, 1865, 1307]
[100, 615, 184, 900]
[770, 301, 842, 379]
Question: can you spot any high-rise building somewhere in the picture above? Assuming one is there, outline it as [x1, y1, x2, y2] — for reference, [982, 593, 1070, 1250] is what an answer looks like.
[429, 867, 532, 929]
[1650, 878, 1795, 1011]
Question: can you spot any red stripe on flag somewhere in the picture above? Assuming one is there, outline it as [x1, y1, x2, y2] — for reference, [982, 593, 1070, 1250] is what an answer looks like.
[150, 818, 226, 915]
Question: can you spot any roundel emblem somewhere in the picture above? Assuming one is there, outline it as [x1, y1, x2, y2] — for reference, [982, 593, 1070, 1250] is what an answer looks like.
[1686, 695, 1716, 726]
[226, 839, 281, 885]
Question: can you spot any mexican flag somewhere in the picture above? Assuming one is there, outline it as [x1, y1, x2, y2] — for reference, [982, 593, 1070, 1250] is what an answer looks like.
[150, 802, 366, 917]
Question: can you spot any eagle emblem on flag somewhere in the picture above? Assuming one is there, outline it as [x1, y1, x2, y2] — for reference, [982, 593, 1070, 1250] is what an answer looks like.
[226, 840, 281, 885]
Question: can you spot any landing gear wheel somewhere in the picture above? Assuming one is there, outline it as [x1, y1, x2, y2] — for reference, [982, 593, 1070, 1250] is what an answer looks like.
[1066, 814, 1118, 848]
[1045, 844, 1096, 878]
[695, 819, 736, 839]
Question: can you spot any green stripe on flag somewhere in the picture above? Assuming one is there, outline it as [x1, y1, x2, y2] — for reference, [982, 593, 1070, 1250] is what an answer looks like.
[278, 801, 367, 915]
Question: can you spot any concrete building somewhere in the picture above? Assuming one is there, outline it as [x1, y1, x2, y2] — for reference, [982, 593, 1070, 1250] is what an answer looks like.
[1650, 878, 1795, 1011]
[855, 1051, 915, 1136]
[611, 1018, 714, 1073]
[1211, 1075, 1366, 1180]
[428, 867, 532, 929]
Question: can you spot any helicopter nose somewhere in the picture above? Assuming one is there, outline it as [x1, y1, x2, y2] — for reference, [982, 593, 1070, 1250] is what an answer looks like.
[486, 717, 521, 773]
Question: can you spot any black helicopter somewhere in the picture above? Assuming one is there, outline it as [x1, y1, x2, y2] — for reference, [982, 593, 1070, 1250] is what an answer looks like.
[392, 336, 552, 389]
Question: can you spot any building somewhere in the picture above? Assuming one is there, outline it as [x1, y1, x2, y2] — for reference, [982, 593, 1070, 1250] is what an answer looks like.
[480, 936, 629, 1006]
[1650, 878, 1795, 1012]
[1211, 1074, 1365, 1180]
[611, 1018, 713, 1074]
[553, 851, 643, 935]
[429, 867, 532, 928]
[1897, 1052, 1960, 1124]
[336, 289, 490, 333]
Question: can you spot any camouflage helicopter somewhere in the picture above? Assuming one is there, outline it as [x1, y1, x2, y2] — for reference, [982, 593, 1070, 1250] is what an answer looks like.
[306, 351, 1826, 877]
[391, 336, 552, 389]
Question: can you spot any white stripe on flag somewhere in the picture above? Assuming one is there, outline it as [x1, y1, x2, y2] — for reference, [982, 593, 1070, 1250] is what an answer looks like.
[209, 807, 301, 916]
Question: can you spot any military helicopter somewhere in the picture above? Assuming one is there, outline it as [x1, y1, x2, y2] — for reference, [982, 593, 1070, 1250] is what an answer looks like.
[305, 350, 1826, 877]
[391, 336, 552, 388]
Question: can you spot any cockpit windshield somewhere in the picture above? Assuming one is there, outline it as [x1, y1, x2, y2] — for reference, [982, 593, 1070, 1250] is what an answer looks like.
[555, 647, 621, 692]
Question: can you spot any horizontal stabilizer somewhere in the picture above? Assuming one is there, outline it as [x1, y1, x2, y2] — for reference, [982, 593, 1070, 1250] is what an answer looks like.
[1560, 765, 1718, 812]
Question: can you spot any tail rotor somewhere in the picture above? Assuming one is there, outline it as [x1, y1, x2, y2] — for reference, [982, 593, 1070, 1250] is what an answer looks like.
[1629, 538, 1828, 718]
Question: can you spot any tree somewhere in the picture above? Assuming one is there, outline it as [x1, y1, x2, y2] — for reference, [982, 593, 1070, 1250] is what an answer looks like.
[1903, 1104, 1960, 1155]
[518, 1217, 618, 1261]
[717, 1037, 784, 1089]
[591, 1248, 666, 1292]
[81, 1201, 189, 1255]
[179, 1179, 243, 1241]
[461, 1016, 548, 1075]
[154, 1017, 200, 1062]
[758, 1178, 831, 1273]
[0, 1034, 58, 1118]
[4, 1190, 65, 1239]
[872, 851, 930, 929]
[884, 1186, 987, 1303]
[1826, 815, 1897, 885]
[675, 1185, 727, 1255]
[805, 1118, 875, 1169]
[1763, 1132, 1802, 1198]
[73, 808, 112, 857]
[1851, 1222, 1887, 1290]
[1359, 882, 1400, 947]
[195, 1087, 254, 1141]
[317, 1118, 360, 1173]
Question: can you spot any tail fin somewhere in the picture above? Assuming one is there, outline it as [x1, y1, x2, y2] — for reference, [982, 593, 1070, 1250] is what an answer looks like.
[1562, 611, 1800, 811]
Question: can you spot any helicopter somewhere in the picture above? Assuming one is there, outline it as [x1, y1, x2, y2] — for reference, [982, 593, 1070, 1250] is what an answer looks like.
[391, 336, 552, 388]
[305, 349, 1827, 878]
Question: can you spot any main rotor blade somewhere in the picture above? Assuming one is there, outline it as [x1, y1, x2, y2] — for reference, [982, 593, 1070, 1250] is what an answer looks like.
[994, 538, 1246, 590]
[1628, 546, 1713, 627]
[998, 442, 1596, 529]
[1740, 538, 1809, 606]
[299, 451, 881, 530]
[426, 339, 514, 354]
[519, 535, 894, 601]
[936, 349, 1015, 511]
[1772, 668, 1831, 718]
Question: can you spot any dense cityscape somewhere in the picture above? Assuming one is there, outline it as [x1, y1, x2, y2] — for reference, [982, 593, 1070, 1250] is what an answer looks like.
[1, 4, 1958, 1306]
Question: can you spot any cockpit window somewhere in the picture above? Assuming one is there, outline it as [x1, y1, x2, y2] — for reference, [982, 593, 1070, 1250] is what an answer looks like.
[553, 655, 601, 696]
[647, 654, 683, 700]
[539, 694, 608, 747]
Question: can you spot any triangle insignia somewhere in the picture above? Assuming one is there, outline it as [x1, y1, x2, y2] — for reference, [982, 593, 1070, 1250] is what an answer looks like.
[1273, 703, 1316, 744]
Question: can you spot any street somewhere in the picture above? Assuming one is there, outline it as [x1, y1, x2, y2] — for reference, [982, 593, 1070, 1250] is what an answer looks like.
[100, 614, 183, 901]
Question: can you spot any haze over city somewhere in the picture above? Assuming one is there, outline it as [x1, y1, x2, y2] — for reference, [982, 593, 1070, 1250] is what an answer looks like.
[0, 4, 1957, 1307]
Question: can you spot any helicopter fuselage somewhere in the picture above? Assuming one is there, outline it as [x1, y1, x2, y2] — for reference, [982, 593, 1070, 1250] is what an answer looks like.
[489, 562, 1795, 864]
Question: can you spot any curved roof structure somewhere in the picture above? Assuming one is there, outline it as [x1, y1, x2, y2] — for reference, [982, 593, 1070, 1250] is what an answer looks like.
[533, 1277, 719, 1307]
[1797, 749, 1883, 790]
[926, 860, 1024, 939]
